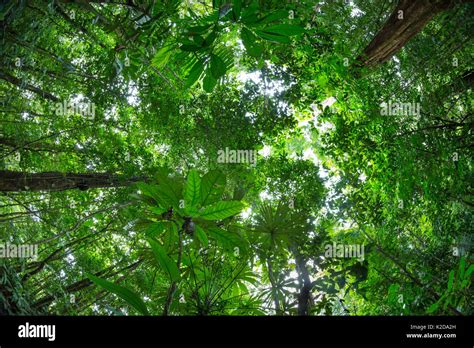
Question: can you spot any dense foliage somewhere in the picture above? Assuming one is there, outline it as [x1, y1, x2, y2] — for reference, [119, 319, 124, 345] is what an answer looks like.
[0, 0, 472, 316]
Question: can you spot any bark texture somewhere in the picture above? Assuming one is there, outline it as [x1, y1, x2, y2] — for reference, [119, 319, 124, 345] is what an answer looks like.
[356, 0, 462, 67]
[0, 170, 143, 192]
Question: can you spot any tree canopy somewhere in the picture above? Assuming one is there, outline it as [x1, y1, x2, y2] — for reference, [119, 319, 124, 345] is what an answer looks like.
[0, 0, 472, 316]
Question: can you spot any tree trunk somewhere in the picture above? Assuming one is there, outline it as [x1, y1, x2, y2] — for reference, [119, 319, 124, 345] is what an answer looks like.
[290, 246, 313, 316]
[356, 0, 459, 68]
[0, 170, 143, 192]
[266, 257, 282, 315]
[295, 255, 312, 316]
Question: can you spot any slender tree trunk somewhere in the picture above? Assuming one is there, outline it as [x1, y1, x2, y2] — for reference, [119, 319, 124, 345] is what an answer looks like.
[290, 246, 313, 316]
[295, 255, 312, 316]
[0, 170, 144, 192]
[266, 257, 281, 315]
[356, 0, 462, 68]
[163, 227, 183, 316]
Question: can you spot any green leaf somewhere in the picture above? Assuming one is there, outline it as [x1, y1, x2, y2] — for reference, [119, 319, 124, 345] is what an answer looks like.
[426, 300, 439, 314]
[447, 270, 455, 291]
[151, 45, 174, 68]
[263, 24, 305, 36]
[148, 238, 180, 282]
[459, 257, 466, 280]
[241, 27, 262, 57]
[232, 0, 242, 19]
[317, 73, 328, 88]
[185, 59, 204, 88]
[152, 177, 182, 209]
[148, 207, 167, 215]
[184, 169, 201, 208]
[255, 30, 290, 43]
[164, 222, 179, 251]
[241, 0, 259, 24]
[180, 44, 201, 52]
[144, 222, 167, 238]
[136, 182, 160, 202]
[203, 30, 218, 47]
[190, 34, 205, 47]
[86, 273, 149, 315]
[208, 227, 244, 249]
[188, 24, 213, 34]
[203, 69, 218, 92]
[464, 264, 474, 279]
[210, 53, 227, 79]
[201, 169, 226, 205]
[200, 201, 244, 220]
[256, 10, 288, 24]
[195, 224, 209, 247]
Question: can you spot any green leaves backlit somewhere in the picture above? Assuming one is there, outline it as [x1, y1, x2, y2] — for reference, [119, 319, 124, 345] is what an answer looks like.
[86, 273, 149, 316]
[148, 238, 180, 283]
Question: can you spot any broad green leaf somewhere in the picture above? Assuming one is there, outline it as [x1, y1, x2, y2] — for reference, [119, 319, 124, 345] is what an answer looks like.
[164, 222, 179, 251]
[203, 68, 217, 92]
[255, 30, 290, 43]
[188, 24, 213, 34]
[144, 222, 167, 238]
[155, 186, 180, 209]
[263, 24, 305, 36]
[201, 169, 226, 205]
[210, 53, 227, 79]
[200, 201, 244, 220]
[232, 0, 242, 19]
[191, 34, 205, 46]
[208, 227, 244, 249]
[203, 30, 217, 47]
[238, 281, 248, 294]
[447, 270, 455, 291]
[184, 169, 201, 208]
[427, 300, 439, 314]
[151, 45, 173, 68]
[185, 59, 204, 88]
[180, 44, 201, 52]
[86, 273, 149, 315]
[241, 0, 259, 24]
[241, 27, 262, 57]
[136, 182, 160, 202]
[150, 177, 182, 209]
[459, 257, 466, 280]
[195, 224, 209, 247]
[464, 264, 474, 279]
[148, 207, 167, 215]
[148, 238, 180, 282]
[256, 10, 288, 24]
